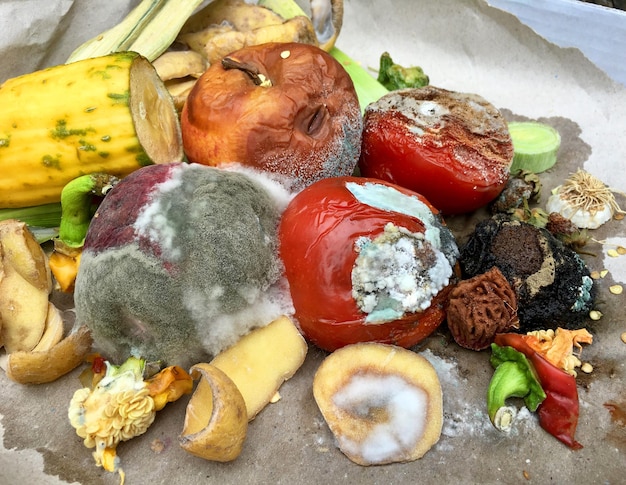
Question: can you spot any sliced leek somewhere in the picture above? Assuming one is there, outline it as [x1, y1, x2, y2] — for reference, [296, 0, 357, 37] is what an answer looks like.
[508, 121, 561, 174]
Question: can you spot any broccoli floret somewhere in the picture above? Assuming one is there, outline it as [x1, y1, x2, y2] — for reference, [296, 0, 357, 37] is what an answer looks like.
[377, 52, 429, 91]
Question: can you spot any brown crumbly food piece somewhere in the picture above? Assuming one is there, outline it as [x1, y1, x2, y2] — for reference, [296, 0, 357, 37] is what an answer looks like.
[546, 211, 579, 236]
[446, 267, 519, 350]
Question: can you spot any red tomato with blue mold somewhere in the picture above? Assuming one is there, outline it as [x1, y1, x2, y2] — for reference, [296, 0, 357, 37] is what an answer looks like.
[278, 176, 459, 352]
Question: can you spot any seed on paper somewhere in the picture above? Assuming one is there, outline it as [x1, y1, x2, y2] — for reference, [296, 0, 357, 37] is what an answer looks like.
[617, 246, 626, 255]
[607, 249, 620, 258]
[581, 363, 593, 374]
[589, 310, 603, 321]
[609, 284, 623, 295]
[591, 269, 609, 279]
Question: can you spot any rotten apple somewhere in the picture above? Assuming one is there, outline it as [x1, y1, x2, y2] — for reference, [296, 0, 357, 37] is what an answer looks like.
[181, 42, 363, 191]
[358, 86, 514, 214]
[278, 176, 459, 352]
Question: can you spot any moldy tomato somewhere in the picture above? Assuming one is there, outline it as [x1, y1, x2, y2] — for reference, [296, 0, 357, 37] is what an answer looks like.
[279, 176, 459, 352]
[358, 86, 514, 215]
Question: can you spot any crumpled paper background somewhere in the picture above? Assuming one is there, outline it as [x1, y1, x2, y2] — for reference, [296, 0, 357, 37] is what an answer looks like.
[1, 1, 625, 484]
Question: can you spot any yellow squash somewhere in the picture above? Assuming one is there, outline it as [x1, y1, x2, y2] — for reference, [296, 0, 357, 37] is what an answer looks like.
[0, 51, 182, 209]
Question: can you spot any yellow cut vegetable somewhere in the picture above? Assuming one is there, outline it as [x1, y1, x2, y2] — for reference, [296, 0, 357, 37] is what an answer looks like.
[210, 315, 308, 420]
[0, 51, 182, 209]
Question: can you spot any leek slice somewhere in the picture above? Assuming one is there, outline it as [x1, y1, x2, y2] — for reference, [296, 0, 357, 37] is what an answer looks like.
[508, 121, 561, 174]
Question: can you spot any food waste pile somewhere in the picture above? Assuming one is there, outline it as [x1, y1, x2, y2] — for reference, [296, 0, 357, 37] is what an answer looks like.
[1, 1, 625, 484]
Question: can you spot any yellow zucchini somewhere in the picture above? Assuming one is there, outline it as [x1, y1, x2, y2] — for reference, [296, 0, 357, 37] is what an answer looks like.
[0, 52, 182, 209]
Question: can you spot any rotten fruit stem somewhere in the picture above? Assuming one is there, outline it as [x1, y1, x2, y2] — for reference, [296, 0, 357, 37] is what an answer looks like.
[222, 57, 272, 87]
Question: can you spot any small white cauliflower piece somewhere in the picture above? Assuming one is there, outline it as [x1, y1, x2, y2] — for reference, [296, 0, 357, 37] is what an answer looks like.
[68, 357, 156, 485]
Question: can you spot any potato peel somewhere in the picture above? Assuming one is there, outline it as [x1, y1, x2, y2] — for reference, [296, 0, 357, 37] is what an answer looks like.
[5, 325, 93, 385]
[210, 315, 307, 420]
[0, 219, 52, 353]
[32, 302, 65, 352]
[179, 363, 248, 462]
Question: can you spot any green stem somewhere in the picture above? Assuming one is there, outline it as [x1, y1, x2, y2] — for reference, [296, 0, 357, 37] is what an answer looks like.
[487, 344, 546, 431]
[329, 47, 389, 112]
[487, 361, 531, 428]
[58, 173, 119, 248]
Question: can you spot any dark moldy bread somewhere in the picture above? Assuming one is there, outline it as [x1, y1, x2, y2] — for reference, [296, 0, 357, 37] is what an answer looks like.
[459, 215, 595, 331]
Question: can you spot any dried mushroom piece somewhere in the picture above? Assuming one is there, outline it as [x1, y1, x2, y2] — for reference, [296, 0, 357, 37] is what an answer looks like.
[446, 266, 519, 350]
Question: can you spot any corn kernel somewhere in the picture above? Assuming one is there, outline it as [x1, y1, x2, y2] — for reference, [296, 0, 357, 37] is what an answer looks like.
[581, 363, 593, 374]
[609, 285, 623, 295]
[608, 249, 620, 258]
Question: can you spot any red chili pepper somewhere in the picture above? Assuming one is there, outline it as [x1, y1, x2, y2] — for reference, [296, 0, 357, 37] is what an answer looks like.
[494, 333, 582, 450]
[91, 355, 106, 375]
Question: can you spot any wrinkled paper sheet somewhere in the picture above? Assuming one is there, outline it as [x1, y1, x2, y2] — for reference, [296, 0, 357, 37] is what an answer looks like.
[1, 1, 625, 484]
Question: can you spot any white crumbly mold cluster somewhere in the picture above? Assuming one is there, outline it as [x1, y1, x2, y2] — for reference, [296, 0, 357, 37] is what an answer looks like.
[346, 181, 458, 323]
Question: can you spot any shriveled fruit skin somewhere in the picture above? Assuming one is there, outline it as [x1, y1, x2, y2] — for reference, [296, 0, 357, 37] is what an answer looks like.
[74, 163, 289, 368]
[359, 86, 514, 215]
[313, 342, 443, 466]
[181, 42, 362, 191]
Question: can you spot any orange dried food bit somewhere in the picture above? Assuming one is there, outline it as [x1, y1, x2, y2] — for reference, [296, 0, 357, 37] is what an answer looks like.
[49, 250, 81, 292]
[145, 365, 194, 411]
[523, 327, 593, 376]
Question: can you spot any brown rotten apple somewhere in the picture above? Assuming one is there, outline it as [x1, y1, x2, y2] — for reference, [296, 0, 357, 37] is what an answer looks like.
[181, 42, 363, 190]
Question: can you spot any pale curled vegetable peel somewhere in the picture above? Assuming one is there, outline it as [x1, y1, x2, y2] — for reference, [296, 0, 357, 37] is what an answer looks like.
[179, 363, 248, 462]
[68, 356, 192, 484]
[5, 323, 92, 385]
